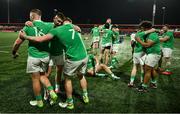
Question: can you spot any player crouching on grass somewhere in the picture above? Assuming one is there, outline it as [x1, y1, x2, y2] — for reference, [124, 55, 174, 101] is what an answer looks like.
[159, 24, 174, 75]
[128, 22, 157, 87]
[19, 16, 89, 110]
[135, 21, 161, 92]
[86, 48, 120, 80]
[12, 9, 58, 108]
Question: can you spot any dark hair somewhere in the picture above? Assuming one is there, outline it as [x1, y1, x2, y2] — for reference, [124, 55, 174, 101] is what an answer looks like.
[163, 24, 169, 28]
[112, 24, 118, 29]
[56, 12, 66, 21]
[104, 23, 110, 29]
[139, 21, 152, 29]
[94, 24, 98, 27]
[30, 9, 42, 16]
[64, 17, 72, 23]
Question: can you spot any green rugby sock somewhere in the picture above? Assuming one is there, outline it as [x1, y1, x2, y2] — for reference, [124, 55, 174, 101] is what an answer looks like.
[66, 97, 73, 103]
[47, 86, 54, 91]
[140, 73, 144, 82]
[130, 75, 135, 83]
[36, 95, 42, 101]
[142, 84, 148, 88]
[83, 89, 88, 96]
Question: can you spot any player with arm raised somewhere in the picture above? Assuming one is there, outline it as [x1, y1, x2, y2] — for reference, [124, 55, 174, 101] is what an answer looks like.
[91, 24, 100, 54]
[99, 23, 113, 65]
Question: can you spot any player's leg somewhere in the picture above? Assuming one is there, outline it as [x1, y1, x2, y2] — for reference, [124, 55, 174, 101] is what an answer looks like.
[158, 50, 163, 72]
[39, 57, 58, 103]
[31, 72, 44, 108]
[27, 56, 44, 108]
[87, 68, 95, 76]
[40, 72, 58, 103]
[140, 65, 144, 83]
[59, 59, 79, 109]
[104, 48, 110, 65]
[96, 64, 120, 79]
[43, 58, 53, 101]
[77, 73, 89, 103]
[55, 65, 63, 93]
[138, 54, 160, 92]
[162, 48, 173, 74]
[77, 58, 89, 104]
[63, 76, 74, 109]
[128, 52, 142, 87]
[94, 41, 99, 55]
[137, 64, 152, 92]
[99, 47, 105, 63]
[128, 64, 137, 87]
[150, 68, 158, 88]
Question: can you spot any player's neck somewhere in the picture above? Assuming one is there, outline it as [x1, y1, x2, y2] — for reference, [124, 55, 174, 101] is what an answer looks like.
[33, 17, 41, 22]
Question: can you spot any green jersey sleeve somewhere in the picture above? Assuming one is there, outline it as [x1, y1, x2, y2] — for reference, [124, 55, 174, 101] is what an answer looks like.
[135, 32, 145, 40]
[148, 33, 158, 43]
[49, 28, 58, 37]
[22, 26, 28, 32]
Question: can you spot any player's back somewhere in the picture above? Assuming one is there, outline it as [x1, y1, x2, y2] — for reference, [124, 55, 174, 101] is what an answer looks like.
[51, 23, 87, 61]
[146, 32, 161, 55]
[92, 27, 100, 37]
[24, 20, 52, 58]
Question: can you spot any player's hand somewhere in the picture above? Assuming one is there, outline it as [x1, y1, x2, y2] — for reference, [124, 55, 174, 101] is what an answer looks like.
[25, 21, 33, 27]
[135, 37, 141, 42]
[12, 52, 19, 59]
[74, 25, 81, 32]
[150, 28, 156, 32]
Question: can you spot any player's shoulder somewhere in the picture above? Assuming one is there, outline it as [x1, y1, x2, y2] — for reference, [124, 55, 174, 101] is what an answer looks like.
[22, 25, 33, 32]
[166, 31, 173, 36]
[150, 32, 158, 36]
[108, 29, 113, 33]
[148, 32, 159, 40]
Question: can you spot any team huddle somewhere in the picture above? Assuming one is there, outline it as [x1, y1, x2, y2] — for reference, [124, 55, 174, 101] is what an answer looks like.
[12, 9, 174, 109]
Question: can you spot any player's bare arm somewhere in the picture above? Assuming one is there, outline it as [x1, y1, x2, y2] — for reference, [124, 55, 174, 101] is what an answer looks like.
[159, 36, 170, 42]
[144, 28, 156, 34]
[19, 31, 53, 42]
[25, 21, 33, 27]
[135, 37, 154, 47]
[73, 25, 81, 32]
[12, 33, 25, 58]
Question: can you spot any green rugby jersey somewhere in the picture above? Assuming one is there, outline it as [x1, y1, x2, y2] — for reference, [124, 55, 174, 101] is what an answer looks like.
[101, 29, 113, 45]
[49, 23, 87, 61]
[162, 31, 174, 49]
[23, 20, 52, 58]
[146, 32, 161, 55]
[134, 31, 146, 53]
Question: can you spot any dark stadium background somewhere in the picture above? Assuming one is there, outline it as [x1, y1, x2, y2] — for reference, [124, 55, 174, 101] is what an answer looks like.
[0, 0, 180, 24]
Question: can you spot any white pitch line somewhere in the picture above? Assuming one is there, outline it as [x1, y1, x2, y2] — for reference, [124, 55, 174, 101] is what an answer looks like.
[0, 45, 12, 49]
[0, 51, 9, 53]
[0, 45, 27, 49]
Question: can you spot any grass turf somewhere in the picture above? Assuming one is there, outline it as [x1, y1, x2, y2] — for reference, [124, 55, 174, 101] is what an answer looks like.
[0, 32, 180, 113]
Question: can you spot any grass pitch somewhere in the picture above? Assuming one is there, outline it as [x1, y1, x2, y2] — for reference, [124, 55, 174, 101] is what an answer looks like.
[0, 32, 180, 113]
